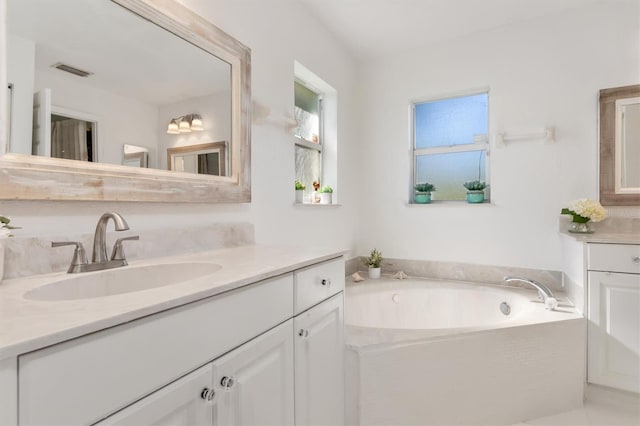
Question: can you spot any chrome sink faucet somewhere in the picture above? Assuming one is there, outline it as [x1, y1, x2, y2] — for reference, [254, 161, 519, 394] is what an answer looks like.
[53, 212, 139, 273]
[92, 212, 130, 263]
[503, 276, 558, 310]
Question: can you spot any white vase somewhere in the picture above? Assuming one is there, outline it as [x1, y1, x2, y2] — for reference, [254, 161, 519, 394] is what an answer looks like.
[295, 190, 304, 204]
[368, 267, 381, 279]
[320, 193, 332, 204]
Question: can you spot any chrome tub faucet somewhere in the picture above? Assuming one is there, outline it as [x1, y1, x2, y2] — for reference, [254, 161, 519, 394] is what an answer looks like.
[503, 276, 558, 310]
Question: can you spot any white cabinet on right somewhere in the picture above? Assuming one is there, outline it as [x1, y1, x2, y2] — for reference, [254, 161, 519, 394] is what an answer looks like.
[587, 243, 640, 393]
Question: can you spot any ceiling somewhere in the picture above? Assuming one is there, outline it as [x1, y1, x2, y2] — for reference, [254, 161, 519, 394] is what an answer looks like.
[298, 0, 602, 60]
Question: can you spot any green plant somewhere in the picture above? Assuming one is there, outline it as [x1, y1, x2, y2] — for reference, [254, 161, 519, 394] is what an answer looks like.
[294, 180, 306, 190]
[319, 185, 333, 193]
[414, 182, 435, 193]
[463, 180, 488, 191]
[367, 248, 382, 268]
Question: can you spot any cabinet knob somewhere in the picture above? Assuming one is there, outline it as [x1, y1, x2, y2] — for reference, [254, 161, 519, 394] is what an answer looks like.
[221, 376, 236, 390]
[298, 329, 309, 338]
[632, 256, 640, 264]
[321, 278, 331, 286]
[201, 387, 215, 402]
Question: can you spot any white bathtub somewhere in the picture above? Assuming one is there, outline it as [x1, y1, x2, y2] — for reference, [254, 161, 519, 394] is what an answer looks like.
[345, 277, 586, 426]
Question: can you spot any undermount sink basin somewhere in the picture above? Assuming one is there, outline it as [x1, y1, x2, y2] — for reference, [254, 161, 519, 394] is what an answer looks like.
[24, 262, 222, 301]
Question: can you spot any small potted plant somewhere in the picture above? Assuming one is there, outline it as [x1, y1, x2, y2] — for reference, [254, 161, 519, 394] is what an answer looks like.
[414, 182, 436, 204]
[463, 180, 488, 203]
[319, 185, 333, 204]
[367, 248, 382, 279]
[294, 180, 306, 204]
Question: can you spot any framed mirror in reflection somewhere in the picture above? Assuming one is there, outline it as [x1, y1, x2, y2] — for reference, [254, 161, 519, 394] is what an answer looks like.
[0, 0, 251, 202]
[168, 141, 227, 176]
[599, 84, 640, 206]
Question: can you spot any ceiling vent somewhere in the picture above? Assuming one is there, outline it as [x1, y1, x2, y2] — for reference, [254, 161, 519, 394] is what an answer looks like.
[51, 63, 93, 78]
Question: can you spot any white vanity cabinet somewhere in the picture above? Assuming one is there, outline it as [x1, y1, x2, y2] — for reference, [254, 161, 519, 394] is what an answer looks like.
[98, 320, 295, 426]
[12, 255, 345, 426]
[293, 259, 345, 426]
[587, 243, 640, 393]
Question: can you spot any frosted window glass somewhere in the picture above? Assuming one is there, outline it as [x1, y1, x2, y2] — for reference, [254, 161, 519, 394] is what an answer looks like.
[295, 145, 321, 191]
[415, 93, 488, 149]
[416, 151, 487, 201]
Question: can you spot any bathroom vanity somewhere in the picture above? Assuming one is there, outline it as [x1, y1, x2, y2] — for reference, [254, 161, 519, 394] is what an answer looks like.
[0, 245, 345, 425]
[561, 229, 640, 394]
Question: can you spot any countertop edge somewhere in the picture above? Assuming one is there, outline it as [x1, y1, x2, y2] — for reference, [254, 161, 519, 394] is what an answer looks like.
[0, 246, 345, 359]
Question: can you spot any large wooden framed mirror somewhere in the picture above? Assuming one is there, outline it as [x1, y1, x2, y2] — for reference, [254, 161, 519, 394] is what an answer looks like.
[599, 84, 640, 206]
[0, 0, 251, 202]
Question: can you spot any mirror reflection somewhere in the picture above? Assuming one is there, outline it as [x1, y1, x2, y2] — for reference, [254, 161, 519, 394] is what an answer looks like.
[618, 98, 640, 190]
[122, 144, 149, 168]
[167, 141, 227, 176]
[6, 0, 232, 176]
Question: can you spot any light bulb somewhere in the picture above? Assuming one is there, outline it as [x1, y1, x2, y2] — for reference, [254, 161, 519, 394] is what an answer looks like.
[179, 118, 191, 133]
[167, 119, 180, 134]
[190, 115, 204, 131]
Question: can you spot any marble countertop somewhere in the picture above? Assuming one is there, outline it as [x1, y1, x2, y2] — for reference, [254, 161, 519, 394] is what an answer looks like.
[559, 230, 640, 244]
[0, 244, 343, 359]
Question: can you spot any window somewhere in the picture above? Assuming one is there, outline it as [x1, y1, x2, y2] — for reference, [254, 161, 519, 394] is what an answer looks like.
[293, 61, 337, 204]
[412, 91, 489, 202]
[294, 80, 323, 194]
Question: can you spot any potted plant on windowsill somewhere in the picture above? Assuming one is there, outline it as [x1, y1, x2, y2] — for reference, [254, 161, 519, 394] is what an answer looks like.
[463, 180, 488, 203]
[367, 248, 382, 279]
[319, 185, 333, 204]
[414, 182, 435, 204]
[294, 180, 306, 204]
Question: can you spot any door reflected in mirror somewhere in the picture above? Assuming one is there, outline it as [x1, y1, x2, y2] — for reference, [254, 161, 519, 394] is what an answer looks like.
[167, 141, 227, 176]
[6, 0, 231, 176]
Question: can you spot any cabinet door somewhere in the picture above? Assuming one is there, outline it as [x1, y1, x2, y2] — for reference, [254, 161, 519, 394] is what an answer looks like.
[588, 271, 640, 393]
[294, 293, 344, 426]
[213, 320, 294, 426]
[96, 363, 214, 426]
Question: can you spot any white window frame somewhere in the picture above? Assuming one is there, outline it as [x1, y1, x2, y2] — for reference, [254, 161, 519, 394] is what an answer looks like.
[410, 88, 490, 202]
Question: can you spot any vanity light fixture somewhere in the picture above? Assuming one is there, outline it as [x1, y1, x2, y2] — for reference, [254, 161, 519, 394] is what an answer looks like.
[166, 114, 204, 134]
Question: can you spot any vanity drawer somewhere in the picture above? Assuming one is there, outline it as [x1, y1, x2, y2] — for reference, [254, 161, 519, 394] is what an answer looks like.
[588, 243, 640, 274]
[18, 274, 294, 426]
[295, 257, 344, 314]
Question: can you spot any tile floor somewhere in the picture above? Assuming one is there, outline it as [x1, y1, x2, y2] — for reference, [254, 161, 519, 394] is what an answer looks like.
[512, 385, 640, 426]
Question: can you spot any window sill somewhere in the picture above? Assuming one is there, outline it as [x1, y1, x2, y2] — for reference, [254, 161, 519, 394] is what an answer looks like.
[406, 200, 494, 207]
[294, 202, 341, 208]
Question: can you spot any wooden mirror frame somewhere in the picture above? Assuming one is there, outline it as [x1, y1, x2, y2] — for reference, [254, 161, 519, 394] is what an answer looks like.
[599, 84, 640, 206]
[0, 0, 251, 203]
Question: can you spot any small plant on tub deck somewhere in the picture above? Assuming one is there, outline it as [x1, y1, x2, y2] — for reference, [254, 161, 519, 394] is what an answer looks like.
[463, 180, 488, 203]
[367, 248, 383, 279]
[318, 185, 333, 204]
[414, 182, 435, 204]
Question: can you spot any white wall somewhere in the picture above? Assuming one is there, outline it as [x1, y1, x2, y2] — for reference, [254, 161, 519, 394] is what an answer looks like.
[0, 0, 360, 256]
[356, 0, 640, 271]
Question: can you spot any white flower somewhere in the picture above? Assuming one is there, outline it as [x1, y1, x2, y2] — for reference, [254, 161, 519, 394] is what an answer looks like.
[0, 225, 12, 239]
[567, 199, 607, 222]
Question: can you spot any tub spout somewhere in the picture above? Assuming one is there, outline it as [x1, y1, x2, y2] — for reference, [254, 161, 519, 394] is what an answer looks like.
[503, 276, 558, 310]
